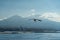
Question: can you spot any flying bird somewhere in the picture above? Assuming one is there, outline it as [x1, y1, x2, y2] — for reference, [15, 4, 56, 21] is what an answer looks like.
[29, 19, 42, 22]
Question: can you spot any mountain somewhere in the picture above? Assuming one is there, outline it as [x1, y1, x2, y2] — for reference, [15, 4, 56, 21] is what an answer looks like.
[0, 15, 60, 30]
[0, 15, 25, 27]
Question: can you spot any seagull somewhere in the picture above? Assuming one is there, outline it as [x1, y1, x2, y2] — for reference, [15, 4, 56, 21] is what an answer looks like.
[29, 18, 42, 22]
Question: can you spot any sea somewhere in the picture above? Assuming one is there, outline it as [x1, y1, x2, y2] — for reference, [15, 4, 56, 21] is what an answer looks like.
[0, 33, 60, 40]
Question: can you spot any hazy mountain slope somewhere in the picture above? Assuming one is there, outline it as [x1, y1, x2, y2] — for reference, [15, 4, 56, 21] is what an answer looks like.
[0, 15, 60, 30]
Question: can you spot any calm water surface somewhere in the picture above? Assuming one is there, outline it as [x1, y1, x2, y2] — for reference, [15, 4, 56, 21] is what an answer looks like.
[0, 33, 60, 40]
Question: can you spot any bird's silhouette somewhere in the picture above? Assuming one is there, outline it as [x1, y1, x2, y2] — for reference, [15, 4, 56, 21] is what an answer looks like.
[29, 19, 42, 22]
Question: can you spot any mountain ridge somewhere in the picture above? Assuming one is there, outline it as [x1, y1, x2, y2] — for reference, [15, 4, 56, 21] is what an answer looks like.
[0, 15, 60, 30]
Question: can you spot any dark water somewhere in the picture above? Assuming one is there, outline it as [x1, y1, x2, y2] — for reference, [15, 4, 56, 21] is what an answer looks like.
[0, 33, 60, 40]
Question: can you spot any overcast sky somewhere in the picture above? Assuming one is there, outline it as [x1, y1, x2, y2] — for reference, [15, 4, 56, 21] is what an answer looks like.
[0, 0, 60, 19]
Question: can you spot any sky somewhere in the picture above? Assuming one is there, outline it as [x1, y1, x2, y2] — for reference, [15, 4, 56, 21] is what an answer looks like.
[0, 0, 60, 22]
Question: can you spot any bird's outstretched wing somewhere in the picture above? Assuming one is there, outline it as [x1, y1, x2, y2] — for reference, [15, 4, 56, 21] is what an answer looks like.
[29, 19, 42, 22]
[38, 20, 42, 22]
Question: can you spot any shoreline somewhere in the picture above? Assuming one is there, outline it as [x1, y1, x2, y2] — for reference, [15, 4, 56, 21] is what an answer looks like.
[0, 31, 60, 34]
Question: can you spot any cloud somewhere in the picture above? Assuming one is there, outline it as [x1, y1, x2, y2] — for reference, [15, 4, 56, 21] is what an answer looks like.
[0, 19, 3, 21]
[30, 9, 36, 16]
[39, 12, 60, 22]
[31, 9, 35, 13]
[22, 13, 36, 18]
[0, 17, 7, 21]
[21, 9, 36, 18]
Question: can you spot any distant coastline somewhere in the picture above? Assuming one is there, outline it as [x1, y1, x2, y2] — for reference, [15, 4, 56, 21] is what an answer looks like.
[0, 30, 60, 34]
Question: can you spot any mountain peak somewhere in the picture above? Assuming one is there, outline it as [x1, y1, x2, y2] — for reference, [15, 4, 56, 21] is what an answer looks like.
[8, 15, 23, 19]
